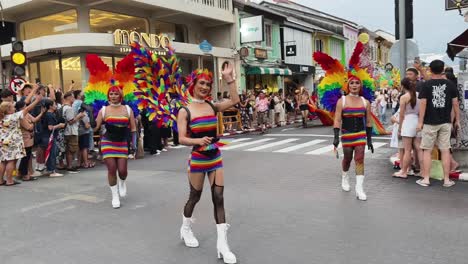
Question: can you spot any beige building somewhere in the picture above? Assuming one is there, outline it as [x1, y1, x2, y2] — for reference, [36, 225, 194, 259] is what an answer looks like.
[0, 0, 237, 92]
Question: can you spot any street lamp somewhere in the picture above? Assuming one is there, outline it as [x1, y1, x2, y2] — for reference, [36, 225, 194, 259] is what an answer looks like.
[454, 0, 465, 16]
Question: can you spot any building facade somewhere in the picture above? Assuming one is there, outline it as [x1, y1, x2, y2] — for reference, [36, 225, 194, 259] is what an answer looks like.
[234, 1, 290, 94]
[0, 0, 236, 93]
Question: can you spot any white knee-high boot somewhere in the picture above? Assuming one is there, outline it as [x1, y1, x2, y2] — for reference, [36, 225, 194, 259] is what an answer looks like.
[216, 224, 236, 264]
[180, 215, 199, 248]
[110, 185, 120, 208]
[117, 178, 127, 197]
[341, 171, 350, 192]
[355, 175, 367, 201]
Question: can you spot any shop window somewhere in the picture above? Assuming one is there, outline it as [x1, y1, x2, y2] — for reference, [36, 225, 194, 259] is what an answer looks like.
[265, 24, 272, 47]
[315, 39, 324, 52]
[20, 10, 78, 40]
[28, 63, 39, 83]
[61, 57, 82, 91]
[39, 59, 61, 90]
[90, 9, 148, 33]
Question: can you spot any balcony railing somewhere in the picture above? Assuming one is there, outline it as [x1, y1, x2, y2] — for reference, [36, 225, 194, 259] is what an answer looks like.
[190, 0, 232, 11]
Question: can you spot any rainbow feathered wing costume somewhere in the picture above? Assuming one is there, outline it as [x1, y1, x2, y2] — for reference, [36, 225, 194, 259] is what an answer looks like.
[313, 41, 389, 135]
[130, 42, 190, 128]
[84, 54, 139, 117]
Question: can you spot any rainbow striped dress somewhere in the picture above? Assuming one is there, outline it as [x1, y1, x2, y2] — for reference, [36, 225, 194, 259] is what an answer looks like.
[341, 107, 367, 148]
[188, 115, 223, 173]
[101, 115, 130, 159]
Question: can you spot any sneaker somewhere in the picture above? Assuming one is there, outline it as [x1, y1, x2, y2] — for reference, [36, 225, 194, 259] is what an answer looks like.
[156, 150, 162, 154]
[162, 148, 168, 152]
[128, 154, 135, 159]
[67, 168, 79, 174]
[49, 172, 64, 177]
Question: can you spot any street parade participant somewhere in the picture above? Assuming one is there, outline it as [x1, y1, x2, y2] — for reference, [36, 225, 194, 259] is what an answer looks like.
[177, 62, 239, 264]
[85, 54, 139, 209]
[314, 41, 375, 201]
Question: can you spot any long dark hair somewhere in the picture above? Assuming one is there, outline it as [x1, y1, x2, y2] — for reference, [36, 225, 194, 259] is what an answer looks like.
[401, 78, 416, 108]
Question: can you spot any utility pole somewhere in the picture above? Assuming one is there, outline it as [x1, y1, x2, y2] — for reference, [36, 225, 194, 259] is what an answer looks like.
[398, 0, 407, 71]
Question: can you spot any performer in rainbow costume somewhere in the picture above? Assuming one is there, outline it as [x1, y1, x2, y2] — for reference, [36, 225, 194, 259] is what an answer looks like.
[177, 63, 239, 264]
[84, 54, 139, 209]
[313, 41, 375, 201]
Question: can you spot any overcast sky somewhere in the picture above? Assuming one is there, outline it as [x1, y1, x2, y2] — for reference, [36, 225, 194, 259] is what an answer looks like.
[254, 0, 466, 64]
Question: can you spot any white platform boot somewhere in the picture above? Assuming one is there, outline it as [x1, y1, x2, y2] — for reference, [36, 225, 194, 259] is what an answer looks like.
[110, 185, 121, 208]
[355, 175, 367, 201]
[180, 215, 199, 248]
[341, 171, 350, 192]
[117, 178, 127, 197]
[216, 224, 237, 264]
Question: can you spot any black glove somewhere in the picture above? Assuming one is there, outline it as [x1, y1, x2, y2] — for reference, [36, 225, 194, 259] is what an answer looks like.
[366, 127, 374, 153]
[333, 128, 340, 148]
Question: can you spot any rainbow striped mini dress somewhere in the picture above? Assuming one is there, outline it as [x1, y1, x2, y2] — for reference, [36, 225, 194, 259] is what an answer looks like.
[341, 107, 367, 148]
[101, 115, 129, 159]
[188, 115, 223, 173]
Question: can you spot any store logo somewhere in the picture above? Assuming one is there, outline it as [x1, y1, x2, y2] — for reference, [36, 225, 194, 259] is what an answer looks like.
[113, 29, 171, 50]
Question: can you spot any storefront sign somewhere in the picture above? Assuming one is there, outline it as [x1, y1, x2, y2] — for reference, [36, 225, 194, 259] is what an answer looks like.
[239, 47, 249, 58]
[286, 45, 297, 57]
[254, 48, 268, 59]
[240, 16, 264, 43]
[199, 40, 213, 53]
[113, 29, 171, 50]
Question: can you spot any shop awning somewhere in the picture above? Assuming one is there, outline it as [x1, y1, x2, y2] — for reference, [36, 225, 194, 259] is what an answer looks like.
[447, 29, 468, 61]
[247, 67, 292, 75]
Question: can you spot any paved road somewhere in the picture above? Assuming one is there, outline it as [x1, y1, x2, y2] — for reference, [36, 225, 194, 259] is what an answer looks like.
[1, 123, 468, 264]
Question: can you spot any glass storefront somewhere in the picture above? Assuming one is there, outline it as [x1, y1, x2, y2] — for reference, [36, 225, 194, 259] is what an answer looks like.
[20, 10, 78, 40]
[90, 9, 148, 33]
[61, 57, 82, 91]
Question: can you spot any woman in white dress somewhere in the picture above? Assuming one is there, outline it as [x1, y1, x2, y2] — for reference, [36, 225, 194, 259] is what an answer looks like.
[393, 78, 422, 178]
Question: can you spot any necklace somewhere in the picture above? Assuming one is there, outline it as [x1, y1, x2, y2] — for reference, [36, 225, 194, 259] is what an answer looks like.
[110, 103, 122, 107]
[192, 98, 205, 104]
[348, 93, 359, 97]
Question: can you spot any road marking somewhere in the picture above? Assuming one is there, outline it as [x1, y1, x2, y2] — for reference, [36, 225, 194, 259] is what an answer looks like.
[21, 194, 104, 213]
[274, 139, 327, 153]
[229, 138, 252, 143]
[41, 205, 76, 218]
[264, 133, 391, 140]
[366, 142, 387, 153]
[281, 128, 297, 132]
[305, 144, 341, 155]
[221, 138, 275, 150]
[245, 138, 299, 151]
[170, 145, 186, 149]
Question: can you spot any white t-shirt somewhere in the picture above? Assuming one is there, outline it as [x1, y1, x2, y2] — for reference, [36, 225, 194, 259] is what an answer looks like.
[63, 104, 79, 136]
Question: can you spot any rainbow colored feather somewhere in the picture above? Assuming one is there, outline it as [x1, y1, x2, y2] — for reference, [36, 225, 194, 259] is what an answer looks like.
[84, 53, 139, 117]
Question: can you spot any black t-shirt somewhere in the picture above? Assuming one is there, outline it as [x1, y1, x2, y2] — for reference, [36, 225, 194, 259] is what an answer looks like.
[419, 79, 458, 125]
[44, 112, 59, 138]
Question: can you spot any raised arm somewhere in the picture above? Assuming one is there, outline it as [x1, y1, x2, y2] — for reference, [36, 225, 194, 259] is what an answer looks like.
[214, 62, 240, 112]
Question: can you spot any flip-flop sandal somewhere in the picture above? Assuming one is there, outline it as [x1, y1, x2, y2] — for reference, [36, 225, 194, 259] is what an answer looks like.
[443, 181, 456, 188]
[5, 181, 21, 186]
[392, 172, 408, 179]
[22, 177, 38, 181]
[416, 179, 430, 187]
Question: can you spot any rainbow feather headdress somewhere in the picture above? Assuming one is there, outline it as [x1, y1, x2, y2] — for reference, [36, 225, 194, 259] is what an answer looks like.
[131, 41, 191, 128]
[313, 41, 375, 113]
[84, 54, 139, 117]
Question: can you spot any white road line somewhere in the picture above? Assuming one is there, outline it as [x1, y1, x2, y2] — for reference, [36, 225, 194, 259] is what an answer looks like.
[264, 133, 391, 140]
[228, 138, 252, 143]
[366, 142, 387, 153]
[221, 138, 275, 150]
[245, 138, 299, 151]
[305, 144, 341, 155]
[274, 139, 327, 153]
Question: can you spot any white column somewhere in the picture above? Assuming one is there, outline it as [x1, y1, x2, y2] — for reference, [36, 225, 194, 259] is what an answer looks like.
[77, 6, 91, 33]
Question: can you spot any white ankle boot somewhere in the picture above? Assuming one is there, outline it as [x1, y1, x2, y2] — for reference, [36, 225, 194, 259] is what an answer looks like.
[180, 215, 199, 248]
[117, 178, 127, 197]
[110, 185, 121, 208]
[216, 224, 237, 264]
[355, 175, 367, 201]
[341, 171, 350, 192]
